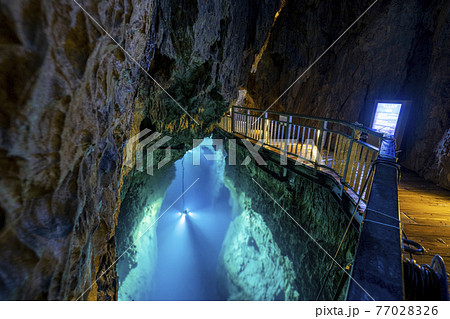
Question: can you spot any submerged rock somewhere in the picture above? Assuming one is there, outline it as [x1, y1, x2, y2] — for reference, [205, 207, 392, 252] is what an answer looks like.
[218, 208, 298, 301]
[118, 198, 162, 301]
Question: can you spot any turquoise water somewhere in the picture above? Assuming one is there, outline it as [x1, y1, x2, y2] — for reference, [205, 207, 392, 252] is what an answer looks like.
[118, 138, 300, 301]
[118, 139, 233, 300]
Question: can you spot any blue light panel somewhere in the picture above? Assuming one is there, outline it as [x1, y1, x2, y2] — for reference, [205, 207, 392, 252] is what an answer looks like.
[372, 102, 402, 136]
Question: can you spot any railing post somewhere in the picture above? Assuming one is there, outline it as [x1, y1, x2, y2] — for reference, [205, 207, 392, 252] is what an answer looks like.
[261, 112, 268, 146]
[315, 121, 325, 167]
[285, 116, 292, 152]
[341, 129, 355, 184]
[231, 106, 235, 134]
[245, 109, 250, 138]
[281, 116, 292, 166]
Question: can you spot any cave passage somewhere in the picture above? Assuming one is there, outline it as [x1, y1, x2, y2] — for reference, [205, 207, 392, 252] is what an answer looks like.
[119, 138, 234, 300]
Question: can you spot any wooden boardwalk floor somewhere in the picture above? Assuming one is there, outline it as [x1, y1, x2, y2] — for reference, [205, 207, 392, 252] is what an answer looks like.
[399, 168, 450, 295]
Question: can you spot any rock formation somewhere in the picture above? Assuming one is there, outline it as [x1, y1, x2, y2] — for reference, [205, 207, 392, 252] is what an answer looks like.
[218, 208, 298, 301]
[0, 0, 156, 300]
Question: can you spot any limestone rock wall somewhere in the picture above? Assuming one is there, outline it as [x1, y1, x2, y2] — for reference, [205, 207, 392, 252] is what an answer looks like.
[134, 0, 281, 136]
[0, 0, 154, 300]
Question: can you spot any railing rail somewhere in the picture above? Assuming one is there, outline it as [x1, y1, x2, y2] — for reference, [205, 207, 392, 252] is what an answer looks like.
[218, 106, 389, 203]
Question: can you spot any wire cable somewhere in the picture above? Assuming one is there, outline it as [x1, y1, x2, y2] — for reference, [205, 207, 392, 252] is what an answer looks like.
[182, 157, 185, 210]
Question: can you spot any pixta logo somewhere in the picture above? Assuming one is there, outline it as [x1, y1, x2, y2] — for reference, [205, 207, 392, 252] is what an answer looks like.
[124, 129, 172, 176]
[124, 130, 323, 175]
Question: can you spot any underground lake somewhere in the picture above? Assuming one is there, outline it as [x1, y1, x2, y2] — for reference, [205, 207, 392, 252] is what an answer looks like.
[115, 137, 358, 301]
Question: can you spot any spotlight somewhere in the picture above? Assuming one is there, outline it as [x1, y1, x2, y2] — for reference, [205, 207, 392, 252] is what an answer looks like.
[182, 209, 189, 215]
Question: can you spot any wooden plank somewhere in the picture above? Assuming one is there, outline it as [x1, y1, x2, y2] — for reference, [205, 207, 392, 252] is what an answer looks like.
[402, 215, 450, 226]
[403, 224, 450, 235]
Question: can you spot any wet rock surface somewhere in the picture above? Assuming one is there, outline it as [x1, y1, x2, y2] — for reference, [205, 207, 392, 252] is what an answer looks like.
[115, 165, 175, 294]
[218, 207, 298, 300]
[0, 0, 155, 300]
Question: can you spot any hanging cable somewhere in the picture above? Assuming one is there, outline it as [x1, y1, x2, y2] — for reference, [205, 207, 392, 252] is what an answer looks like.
[182, 156, 185, 211]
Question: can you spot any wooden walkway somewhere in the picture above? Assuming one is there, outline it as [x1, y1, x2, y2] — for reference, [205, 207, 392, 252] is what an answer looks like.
[399, 168, 450, 294]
